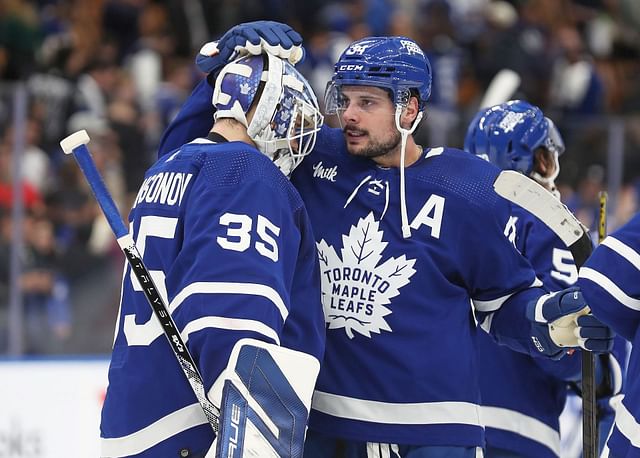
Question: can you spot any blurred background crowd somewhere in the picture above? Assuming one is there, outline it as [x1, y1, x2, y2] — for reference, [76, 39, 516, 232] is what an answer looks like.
[0, 0, 639, 356]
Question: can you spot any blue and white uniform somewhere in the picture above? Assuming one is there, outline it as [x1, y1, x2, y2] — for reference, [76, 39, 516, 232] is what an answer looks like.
[477, 206, 582, 457]
[100, 138, 325, 457]
[578, 213, 640, 458]
[291, 126, 546, 448]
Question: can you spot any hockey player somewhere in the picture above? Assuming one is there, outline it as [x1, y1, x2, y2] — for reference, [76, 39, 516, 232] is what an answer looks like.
[158, 23, 614, 458]
[577, 213, 640, 458]
[99, 50, 326, 457]
[465, 100, 624, 458]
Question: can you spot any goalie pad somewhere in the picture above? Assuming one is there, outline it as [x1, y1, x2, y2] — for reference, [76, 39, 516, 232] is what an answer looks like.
[206, 339, 320, 458]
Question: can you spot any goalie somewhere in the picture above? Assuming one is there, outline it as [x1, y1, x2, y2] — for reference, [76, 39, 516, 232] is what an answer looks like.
[98, 34, 325, 458]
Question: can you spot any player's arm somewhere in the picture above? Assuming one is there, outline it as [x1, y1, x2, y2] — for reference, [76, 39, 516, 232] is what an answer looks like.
[158, 21, 304, 158]
[577, 218, 640, 341]
[468, 200, 613, 359]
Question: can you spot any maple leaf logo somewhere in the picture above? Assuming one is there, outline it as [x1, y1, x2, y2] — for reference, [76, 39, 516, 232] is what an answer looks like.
[239, 82, 251, 95]
[316, 212, 416, 339]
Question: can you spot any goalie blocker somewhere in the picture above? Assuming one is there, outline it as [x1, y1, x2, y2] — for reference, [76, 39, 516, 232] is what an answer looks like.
[206, 339, 320, 458]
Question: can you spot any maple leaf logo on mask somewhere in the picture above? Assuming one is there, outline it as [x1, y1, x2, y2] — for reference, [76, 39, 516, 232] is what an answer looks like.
[316, 212, 416, 339]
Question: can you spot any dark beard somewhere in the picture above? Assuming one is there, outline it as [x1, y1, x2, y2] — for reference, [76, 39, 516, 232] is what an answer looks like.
[344, 128, 401, 159]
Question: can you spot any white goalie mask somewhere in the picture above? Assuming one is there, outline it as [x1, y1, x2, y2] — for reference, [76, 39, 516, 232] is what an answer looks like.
[212, 53, 323, 176]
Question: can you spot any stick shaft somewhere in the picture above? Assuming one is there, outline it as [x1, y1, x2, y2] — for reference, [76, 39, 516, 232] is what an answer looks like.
[581, 191, 609, 458]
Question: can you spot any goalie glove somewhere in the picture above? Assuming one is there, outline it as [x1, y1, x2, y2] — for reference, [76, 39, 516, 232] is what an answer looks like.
[196, 21, 304, 75]
[527, 287, 615, 359]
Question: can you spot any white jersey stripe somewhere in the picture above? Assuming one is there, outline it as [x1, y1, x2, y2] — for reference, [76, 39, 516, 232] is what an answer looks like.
[312, 391, 481, 426]
[579, 267, 640, 311]
[481, 406, 561, 455]
[182, 316, 280, 345]
[169, 281, 289, 321]
[614, 395, 640, 447]
[100, 403, 207, 456]
[602, 236, 640, 271]
[473, 279, 543, 312]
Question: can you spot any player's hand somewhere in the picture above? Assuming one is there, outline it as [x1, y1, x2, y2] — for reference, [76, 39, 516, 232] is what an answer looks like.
[196, 21, 304, 74]
[527, 287, 615, 358]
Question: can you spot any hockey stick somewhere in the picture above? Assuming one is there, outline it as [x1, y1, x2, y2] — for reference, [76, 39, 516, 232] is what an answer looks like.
[493, 170, 597, 458]
[60, 130, 221, 433]
[479, 69, 521, 109]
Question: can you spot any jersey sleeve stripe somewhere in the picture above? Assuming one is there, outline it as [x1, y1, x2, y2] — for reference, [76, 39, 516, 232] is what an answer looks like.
[602, 236, 640, 271]
[472, 279, 543, 313]
[169, 281, 289, 321]
[100, 403, 207, 457]
[311, 391, 481, 426]
[182, 316, 280, 344]
[579, 267, 640, 311]
[613, 395, 640, 447]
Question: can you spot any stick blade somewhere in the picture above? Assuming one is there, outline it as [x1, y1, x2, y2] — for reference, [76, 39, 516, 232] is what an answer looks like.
[493, 171, 584, 246]
[479, 69, 521, 108]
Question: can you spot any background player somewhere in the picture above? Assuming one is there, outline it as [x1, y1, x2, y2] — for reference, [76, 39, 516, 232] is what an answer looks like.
[465, 100, 624, 458]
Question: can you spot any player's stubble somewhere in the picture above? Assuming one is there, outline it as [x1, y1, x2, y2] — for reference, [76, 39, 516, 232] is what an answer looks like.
[343, 124, 401, 161]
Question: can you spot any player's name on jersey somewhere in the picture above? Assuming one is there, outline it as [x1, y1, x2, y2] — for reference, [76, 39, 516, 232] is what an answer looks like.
[133, 172, 194, 208]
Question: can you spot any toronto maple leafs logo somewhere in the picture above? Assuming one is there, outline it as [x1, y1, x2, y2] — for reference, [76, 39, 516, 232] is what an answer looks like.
[239, 82, 251, 95]
[316, 213, 416, 339]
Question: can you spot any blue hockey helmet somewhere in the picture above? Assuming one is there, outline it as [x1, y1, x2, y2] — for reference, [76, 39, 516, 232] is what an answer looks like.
[212, 53, 323, 176]
[324, 36, 432, 115]
[464, 100, 565, 175]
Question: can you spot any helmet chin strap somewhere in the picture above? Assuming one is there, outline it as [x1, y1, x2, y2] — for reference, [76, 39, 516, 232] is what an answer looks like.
[395, 106, 424, 239]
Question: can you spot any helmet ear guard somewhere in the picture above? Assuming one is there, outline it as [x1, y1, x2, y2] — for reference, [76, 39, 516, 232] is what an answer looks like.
[212, 53, 323, 176]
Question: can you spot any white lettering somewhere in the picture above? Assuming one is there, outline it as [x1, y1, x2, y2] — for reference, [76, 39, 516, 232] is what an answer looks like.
[226, 404, 242, 458]
[550, 248, 578, 285]
[345, 43, 372, 55]
[338, 64, 363, 71]
[135, 172, 193, 207]
[312, 161, 338, 182]
[410, 194, 445, 239]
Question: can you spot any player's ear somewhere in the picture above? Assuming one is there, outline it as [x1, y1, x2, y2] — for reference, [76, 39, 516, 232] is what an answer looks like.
[534, 148, 553, 177]
[401, 96, 420, 128]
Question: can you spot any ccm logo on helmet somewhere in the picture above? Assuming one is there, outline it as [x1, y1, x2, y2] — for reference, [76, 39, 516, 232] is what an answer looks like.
[339, 64, 364, 71]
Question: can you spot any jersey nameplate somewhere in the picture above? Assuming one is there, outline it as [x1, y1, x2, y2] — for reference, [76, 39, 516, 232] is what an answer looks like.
[133, 172, 194, 208]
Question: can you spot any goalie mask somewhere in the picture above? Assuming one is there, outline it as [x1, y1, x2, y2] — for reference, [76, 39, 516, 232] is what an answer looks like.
[212, 53, 323, 176]
[464, 100, 565, 183]
[324, 36, 432, 116]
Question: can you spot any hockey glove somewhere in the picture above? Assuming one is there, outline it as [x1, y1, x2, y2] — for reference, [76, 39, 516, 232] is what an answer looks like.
[196, 21, 304, 75]
[527, 287, 615, 359]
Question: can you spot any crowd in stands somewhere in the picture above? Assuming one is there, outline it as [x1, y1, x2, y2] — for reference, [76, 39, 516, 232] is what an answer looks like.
[1, 0, 639, 355]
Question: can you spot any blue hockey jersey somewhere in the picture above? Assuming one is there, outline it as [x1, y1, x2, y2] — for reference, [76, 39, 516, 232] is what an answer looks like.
[477, 205, 582, 457]
[290, 126, 547, 447]
[100, 138, 325, 457]
[578, 213, 640, 458]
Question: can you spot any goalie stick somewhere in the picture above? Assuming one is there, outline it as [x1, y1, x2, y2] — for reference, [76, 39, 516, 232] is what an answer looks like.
[493, 170, 597, 458]
[60, 130, 221, 433]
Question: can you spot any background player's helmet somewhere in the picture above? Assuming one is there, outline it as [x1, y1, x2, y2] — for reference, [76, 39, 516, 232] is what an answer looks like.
[324, 36, 432, 114]
[212, 53, 323, 176]
[464, 100, 565, 175]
